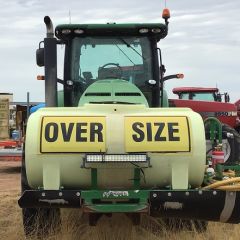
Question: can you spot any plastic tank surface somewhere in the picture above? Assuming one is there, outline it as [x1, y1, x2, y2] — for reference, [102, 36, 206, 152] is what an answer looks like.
[25, 104, 206, 190]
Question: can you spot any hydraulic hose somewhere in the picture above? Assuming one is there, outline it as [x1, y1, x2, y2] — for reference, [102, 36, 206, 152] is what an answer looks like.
[203, 177, 240, 190]
[216, 184, 240, 190]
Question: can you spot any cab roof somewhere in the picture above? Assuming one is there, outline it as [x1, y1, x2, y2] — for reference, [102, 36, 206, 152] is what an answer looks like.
[55, 23, 168, 41]
[173, 87, 219, 94]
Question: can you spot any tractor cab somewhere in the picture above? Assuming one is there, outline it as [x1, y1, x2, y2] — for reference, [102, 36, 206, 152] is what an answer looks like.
[37, 21, 171, 108]
[173, 87, 230, 103]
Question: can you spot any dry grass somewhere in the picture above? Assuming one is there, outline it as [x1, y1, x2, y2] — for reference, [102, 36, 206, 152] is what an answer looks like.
[1, 192, 240, 240]
[1, 161, 240, 240]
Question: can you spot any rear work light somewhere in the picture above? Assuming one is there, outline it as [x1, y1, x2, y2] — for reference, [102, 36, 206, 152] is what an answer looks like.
[85, 154, 147, 163]
[152, 28, 161, 33]
[61, 29, 71, 34]
[148, 79, 156, 85]
[66, 80, 74, 86]
[139, 28, 149, 34]
[74, 29, 84, 34]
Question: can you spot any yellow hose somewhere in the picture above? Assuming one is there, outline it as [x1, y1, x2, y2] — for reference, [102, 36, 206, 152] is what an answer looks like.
[223, 170, 235, 177]
[203, 177, 240, 190]
[215, 184, 240, 191]
[223, 172, 235, 177]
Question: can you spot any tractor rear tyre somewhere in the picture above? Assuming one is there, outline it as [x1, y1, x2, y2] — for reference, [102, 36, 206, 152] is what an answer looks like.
[222, 124, 240, 164]
[206, 124, 240, 164]
[235, 126, 240, 134]
[21, 147, 61, 237]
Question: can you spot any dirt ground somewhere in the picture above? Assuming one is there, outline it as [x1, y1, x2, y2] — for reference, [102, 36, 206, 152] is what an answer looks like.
[0, 160, 23, 240]
[1, 160, 240, 240]
[0, 160, 21, 191]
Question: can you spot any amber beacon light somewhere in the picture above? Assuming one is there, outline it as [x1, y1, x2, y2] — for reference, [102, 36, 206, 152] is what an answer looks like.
[162, 8, 170, 19]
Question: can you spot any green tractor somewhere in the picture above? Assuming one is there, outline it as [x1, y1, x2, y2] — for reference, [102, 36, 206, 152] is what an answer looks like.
[19, 9, 240, 236]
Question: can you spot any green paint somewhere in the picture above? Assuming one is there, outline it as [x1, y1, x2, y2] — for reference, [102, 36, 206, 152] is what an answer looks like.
[57, 90, 64, 107]
[204, 117, 222, 144]
[216, 164, 240, 179]
[133, 168, 141, 189]
[82, 190, 148, 213]
[162, 89, 169, 107]
[78, 79, 149, 106]
[91, 168, 98, 190]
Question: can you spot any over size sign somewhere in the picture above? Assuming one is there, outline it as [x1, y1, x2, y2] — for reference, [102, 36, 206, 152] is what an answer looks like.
[40, 116, 190, 153]
[41, 116, 106, 153]
[125, 116, 190, 152]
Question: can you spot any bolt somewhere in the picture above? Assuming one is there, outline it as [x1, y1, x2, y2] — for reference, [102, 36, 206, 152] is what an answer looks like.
[213, 191, 217, 195]
[185, 192, 190, 196]
[59, 192, 63, 197]
[198, 190, 203, 195]
[167, 192, 171, 197]
[42, 192, 46, 197]
[76, 192, 80, 197]
[153, 193, 157, 198]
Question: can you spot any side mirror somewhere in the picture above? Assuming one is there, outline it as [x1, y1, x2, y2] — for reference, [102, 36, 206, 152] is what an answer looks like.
[216, 93, 222, 102]
[36, 47, 44, 67]
[224, 93, 230, 103]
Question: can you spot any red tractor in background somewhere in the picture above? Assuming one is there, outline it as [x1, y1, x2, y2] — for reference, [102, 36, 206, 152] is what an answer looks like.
[235, 99, 240, 132]
[170, 87, 239, 132]
[169, 87, 240, 163]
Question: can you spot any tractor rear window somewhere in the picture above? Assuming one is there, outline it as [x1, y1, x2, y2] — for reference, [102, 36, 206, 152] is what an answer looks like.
[70, 36, 153, 94]
[180, 93, 215, 101]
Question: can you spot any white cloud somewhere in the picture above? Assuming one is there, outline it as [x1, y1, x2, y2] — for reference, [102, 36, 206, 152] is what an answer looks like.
[0, 0, 239, 103]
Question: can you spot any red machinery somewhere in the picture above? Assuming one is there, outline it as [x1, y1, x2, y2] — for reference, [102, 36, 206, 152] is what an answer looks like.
[0, 140, 22, 161]
[169, 87, 240, 164]
[169, 87, 240, 133]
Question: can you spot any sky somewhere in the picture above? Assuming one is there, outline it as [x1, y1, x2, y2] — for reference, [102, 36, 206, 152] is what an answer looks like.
[0, 0, 239, 103]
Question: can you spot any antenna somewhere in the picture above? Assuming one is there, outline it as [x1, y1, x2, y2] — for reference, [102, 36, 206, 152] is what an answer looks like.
[165, 0, 167, 8]
[69, 10, 71, 24]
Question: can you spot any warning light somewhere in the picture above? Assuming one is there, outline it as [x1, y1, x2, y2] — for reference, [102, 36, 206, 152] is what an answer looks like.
[176, 74, 184, 79]
[37, 75, 45, 80]
[162, 8, 170, 20]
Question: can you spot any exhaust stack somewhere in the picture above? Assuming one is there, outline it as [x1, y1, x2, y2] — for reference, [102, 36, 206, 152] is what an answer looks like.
[44, 16, 54, 38]
[44, 16, 57, 107]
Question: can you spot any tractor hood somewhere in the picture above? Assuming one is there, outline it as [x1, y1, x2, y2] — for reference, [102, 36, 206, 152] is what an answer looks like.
[78, 79, 149, 106]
